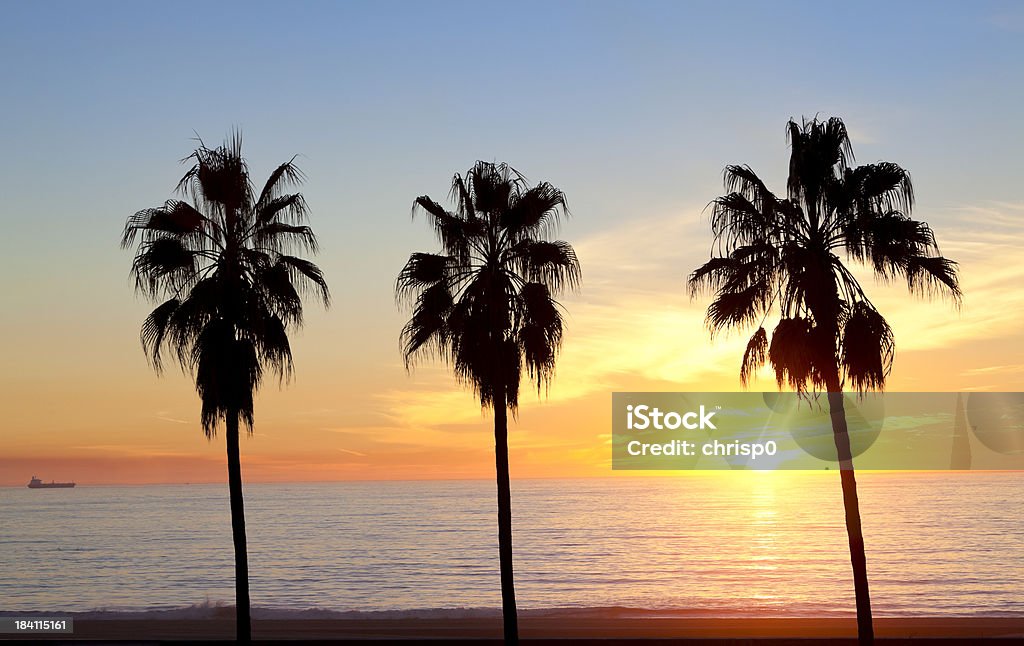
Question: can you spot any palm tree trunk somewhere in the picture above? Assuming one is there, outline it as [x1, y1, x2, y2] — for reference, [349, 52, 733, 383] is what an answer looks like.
[826, 387, 874, 645]
[493, 386, 519, 644]
[225, 410, 252, 642]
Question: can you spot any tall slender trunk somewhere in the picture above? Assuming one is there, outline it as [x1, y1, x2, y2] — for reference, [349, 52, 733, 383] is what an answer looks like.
[493, 386, 519, 644]
[225, 410, 252, 643]
[825, 384, 874, 645]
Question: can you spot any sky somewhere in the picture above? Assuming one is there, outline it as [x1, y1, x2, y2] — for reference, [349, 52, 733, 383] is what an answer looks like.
[1, 0, 1023, 484]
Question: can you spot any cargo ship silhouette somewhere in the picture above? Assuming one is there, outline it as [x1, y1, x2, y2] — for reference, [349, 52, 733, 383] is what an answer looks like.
[27, 476, 75, 489]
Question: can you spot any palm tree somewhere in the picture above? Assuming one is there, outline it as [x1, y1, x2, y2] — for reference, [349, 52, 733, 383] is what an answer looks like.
[397, 161, 580, 644]
[688, 117, 960, 645]
[121, 133, 329, 642]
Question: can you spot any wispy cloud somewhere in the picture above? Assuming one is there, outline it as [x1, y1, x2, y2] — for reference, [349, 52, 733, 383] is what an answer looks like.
[337, 448, 368, 457]
[155, 411, 189, 424]
[961, 364, 1024, 377]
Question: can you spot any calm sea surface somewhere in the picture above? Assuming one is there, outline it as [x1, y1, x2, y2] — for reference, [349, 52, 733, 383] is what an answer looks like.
[1, 474, 1021, 616]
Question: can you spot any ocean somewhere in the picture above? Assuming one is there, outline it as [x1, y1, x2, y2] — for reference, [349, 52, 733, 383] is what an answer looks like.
[1, 473, 1022, 617]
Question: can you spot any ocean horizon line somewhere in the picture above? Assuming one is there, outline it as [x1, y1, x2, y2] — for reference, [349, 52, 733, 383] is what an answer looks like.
[3, 469, 1021, 488]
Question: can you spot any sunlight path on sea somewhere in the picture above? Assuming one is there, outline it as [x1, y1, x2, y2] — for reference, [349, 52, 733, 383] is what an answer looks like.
[1, 473, 1021, 616]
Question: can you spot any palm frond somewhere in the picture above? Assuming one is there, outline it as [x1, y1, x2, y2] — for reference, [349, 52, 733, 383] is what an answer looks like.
[768, 317, 826, 391]
[400, 282, 455, 365]
[503, 182, 568, 239]
[688, 257, 732, 295]
[449, 173, 477, 220]
[122, 200, 212, 248]
[517, 282, 565, 393]
[709, 191, 786, 249]
[841, 301, 894, 393]
[140, 298, 181, 373]
[165, 276, 221, 368]
[467, 161, 523, 216]
[723, 165, 775, 208]
[740, 327, 768, 387]
[852, 211, 938, 268]
[396, 252, 451, 305]
[510, 240, 580, 294]
[250, 311, 294, 383]
[786, 116, 853, 209]
[412, 196, 478, 261]
[904, 255, 962, 304]
[694, 245, 779, 332]
[254, 193, 309, 227]
[130, 237, 199, 297]
[176, 132, 253, 216]
[856, 162, 914, 215]
[253, 221, 318, 253]
[275, 255, 330, 306]
[255, 262, 304, 326]
[255, 157, 304, 210]
[705, 281, 771, 333]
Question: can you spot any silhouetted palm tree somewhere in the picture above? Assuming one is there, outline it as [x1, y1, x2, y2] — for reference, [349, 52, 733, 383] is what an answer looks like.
[397, 161, 580, 644]
[122, 133, 329, 642]
[689, 117, 960, 645]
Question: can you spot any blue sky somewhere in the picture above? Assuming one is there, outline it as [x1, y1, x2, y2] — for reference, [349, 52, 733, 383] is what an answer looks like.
[3, 1, 1021, 236]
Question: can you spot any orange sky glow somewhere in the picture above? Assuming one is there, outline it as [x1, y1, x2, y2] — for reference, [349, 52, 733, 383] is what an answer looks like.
[4, 202, 1024, 485]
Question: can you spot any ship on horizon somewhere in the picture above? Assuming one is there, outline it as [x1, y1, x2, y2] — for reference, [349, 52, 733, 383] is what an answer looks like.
[27, 476, 75, 489]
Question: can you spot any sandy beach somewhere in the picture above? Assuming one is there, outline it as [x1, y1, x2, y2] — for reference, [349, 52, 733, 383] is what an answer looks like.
[7, 614, 1023, 643]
